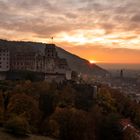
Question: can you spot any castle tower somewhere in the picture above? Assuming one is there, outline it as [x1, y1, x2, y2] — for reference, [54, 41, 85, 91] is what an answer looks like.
[120, 69, 124, 78]
[45, 44, 58, 58]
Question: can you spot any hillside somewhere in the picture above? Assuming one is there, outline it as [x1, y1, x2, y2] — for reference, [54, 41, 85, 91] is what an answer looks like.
[0, 80, 139, 140]
[56, 47, 108, 76]
[0, 39, 107, 76]
[0, 129, 54, 140]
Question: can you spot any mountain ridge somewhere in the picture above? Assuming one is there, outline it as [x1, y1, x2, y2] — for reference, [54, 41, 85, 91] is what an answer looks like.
[0, 39, 108, 76]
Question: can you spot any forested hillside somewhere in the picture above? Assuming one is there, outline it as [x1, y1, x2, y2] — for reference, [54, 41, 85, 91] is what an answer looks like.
[0, 80, 139, 140]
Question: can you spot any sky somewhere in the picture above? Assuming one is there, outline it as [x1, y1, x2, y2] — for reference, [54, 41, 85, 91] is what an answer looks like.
[0, 0, 140, 64]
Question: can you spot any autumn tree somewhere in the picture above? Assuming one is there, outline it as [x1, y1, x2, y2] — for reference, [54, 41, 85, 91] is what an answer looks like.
[7, 93, 40, 132]
[100, 113, 122, 140]
[96, 87, 116, 113]
[4, 114, 30, 136]
[55, 84, 76, 108]
[52, 107, 96, 140]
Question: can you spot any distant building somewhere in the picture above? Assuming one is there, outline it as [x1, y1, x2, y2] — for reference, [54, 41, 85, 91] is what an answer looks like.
[0, 47, 10, 80]
[120, 69, 124, 78]
[0, 47, 10, 72]
[137, 75, 140, 84]
[0, 44, 71, 82]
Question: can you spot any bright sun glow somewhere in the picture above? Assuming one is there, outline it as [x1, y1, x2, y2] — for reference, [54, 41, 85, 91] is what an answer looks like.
[89, 60, 97, 64]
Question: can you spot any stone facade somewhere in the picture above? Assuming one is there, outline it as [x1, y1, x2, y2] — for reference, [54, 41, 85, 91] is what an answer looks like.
[0, 44, 71, 81]
[10, 51, 37, 71]
[0, 47, 10, 72]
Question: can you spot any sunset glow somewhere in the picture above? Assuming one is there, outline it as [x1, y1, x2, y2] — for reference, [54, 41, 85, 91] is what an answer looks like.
[0, 0, 140, 64]
[89, 60, 97, 64]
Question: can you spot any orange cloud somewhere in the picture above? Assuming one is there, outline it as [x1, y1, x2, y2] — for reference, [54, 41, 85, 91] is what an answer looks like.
[0, 0, 140, 64]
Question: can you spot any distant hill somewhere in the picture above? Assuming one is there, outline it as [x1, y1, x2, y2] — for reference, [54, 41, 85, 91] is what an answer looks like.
[0, 39, 108, 76]
[55, 47, 108, 76]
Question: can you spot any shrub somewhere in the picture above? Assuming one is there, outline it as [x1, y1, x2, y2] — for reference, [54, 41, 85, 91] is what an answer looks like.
[4, 115, 30, 136]
[39, 118, 59, 137]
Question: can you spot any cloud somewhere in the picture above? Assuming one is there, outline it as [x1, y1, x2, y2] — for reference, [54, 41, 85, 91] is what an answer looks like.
[131, 14, 140, 22]
[0, 0, 139, 63]
[0, 0, 140, 51]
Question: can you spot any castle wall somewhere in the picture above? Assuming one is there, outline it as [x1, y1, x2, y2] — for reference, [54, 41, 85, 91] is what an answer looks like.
[0, 44, 71, 81]
[0, 48, 10, 72]
[10, 52, 36, 71]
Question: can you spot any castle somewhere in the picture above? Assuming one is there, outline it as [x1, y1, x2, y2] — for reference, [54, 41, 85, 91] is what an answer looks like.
[0, 44, 71, 81]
